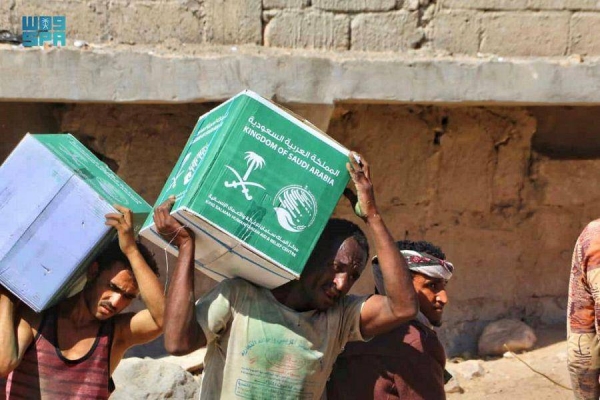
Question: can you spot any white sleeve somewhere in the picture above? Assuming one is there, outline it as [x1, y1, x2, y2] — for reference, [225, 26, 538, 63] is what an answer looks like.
[339, 294, 370, 346]
[195, 279, 238, 343]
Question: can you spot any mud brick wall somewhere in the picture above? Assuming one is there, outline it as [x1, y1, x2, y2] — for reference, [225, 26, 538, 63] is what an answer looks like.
[3, 102, 598, 355]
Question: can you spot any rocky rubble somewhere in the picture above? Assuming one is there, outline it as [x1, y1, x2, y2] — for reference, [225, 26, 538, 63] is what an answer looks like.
[110, 357, 200, 399]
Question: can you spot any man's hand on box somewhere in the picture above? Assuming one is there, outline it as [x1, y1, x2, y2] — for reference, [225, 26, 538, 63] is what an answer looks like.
[345, 152, 378, 221]
[105, 205, 138, 256]
[153, 196, 194, 248]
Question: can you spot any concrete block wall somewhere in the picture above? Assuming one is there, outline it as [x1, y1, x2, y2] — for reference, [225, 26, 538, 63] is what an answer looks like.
[436, 0, 600, 56]
[264, 10, 350, 50]
[264, 0, 432, 51]
[4, 0, 261, 45]
[5, 0, 600, 56]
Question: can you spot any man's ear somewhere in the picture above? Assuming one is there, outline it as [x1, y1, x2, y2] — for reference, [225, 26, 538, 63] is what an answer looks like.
[87, 261, 100, 280]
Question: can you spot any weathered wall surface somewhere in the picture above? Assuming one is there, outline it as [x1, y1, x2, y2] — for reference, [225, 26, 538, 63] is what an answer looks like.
[4, 0, 600, 56]
[2, 101, 598, 355]
[326, 103, 600, 355]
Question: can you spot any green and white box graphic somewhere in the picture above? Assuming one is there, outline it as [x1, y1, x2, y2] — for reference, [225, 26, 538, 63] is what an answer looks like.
[0, 134, 151, 312]
[141, 90, 350, 288]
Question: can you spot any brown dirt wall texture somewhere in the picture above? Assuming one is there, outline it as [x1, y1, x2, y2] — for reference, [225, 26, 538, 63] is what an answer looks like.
[3, 102, 600, 356]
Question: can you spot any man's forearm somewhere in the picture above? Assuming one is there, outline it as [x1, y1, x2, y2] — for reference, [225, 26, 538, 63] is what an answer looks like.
[127, 249, 165, 328]
[0, 290, 19, 376]
[568, 331, 600, 400]
[367, 214, 418, 319]
[163, 240, 206, 355]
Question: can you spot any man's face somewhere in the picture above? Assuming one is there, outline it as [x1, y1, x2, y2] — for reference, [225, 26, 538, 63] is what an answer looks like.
[300, 237, 367, 311]
[412, 273, 448, 327]
[86, 261, 139, 320]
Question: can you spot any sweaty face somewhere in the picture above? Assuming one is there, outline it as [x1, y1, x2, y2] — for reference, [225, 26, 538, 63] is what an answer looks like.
[412, 273, 448, 327]
[300, 237, 367, 311]
[86, 262, 139, 320]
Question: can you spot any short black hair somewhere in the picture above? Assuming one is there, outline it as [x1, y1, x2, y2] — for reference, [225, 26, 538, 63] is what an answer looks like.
[306, 218, 369, 270]
[323, 218, 369, 259]
[395, 240, 445, 260]
[96, 238, 159, 277]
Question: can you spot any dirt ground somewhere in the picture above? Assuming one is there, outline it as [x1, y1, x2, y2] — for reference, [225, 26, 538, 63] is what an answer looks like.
[447, 325, 572, 400]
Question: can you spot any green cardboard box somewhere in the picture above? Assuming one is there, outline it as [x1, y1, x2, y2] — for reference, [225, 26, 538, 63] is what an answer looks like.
[141, 91, 350, 288]
[0, 133, 151, 312]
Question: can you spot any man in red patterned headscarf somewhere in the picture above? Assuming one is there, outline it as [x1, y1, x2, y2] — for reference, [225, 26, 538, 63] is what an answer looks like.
[328, 240, 454, 400]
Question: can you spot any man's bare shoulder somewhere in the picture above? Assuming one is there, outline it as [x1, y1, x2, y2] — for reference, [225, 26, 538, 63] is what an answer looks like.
[112, 309, 162, 346]
[19, 305, 43, 333]
[113, 311, 136, 328]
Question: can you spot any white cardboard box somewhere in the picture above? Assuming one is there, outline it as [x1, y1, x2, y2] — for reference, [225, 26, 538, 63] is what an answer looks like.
[0, 134, 151, 312]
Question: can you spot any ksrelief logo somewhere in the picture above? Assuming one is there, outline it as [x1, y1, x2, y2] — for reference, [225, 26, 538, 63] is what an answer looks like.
[184, 145, 209, 185]
[273, 185, 317, 233]
[168, 145, 209, 190]
[224, 152, 266, 201]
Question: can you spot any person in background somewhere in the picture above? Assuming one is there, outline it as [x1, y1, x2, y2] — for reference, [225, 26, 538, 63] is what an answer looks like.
[567, 220, 600, 400]
[328, 240, 454, 400]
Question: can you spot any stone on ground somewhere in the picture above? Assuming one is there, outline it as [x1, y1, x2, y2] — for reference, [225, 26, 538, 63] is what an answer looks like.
[447, 360, 485, 381]
[478, 319, 537, 356]
[445, 377, 464, 394]
[110, 357, 200, 399]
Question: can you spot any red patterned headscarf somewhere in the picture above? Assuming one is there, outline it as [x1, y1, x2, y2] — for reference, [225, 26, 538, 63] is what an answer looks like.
[373, 250, 454, 295]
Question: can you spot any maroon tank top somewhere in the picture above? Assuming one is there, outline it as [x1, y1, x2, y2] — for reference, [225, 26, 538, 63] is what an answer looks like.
[1, 307, 115, 399]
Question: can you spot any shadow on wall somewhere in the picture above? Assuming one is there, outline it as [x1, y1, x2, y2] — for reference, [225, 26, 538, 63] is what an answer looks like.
[0, 103, 61, 161]
[530, 106, 600, 159]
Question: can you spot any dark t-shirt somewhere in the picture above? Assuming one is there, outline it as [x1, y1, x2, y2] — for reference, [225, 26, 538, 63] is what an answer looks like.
[327, 319, 447, 400]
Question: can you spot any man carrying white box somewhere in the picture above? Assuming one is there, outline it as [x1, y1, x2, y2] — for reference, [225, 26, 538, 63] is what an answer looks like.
[156, 152, 419, 399]
[0, 206, 165, 399]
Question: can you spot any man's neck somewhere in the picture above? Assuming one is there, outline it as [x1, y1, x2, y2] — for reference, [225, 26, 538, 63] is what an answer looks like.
[58, 292, 98, 328]
[415, 312, 434, 330]
[270, 282, 313, 312]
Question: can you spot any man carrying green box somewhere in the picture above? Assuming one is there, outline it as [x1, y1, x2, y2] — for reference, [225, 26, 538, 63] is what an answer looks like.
[156, 152, 419, 399]
[0, 206, 165, 399]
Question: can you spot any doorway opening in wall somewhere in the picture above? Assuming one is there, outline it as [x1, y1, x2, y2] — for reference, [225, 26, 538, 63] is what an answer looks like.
[530, 106, 600, 159]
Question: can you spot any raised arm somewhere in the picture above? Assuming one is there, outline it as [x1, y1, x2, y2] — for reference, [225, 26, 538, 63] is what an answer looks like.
[0, 288, 34, 377]
[105, 205, 165, 349]
[154, 197, 207, 355]
[346, 152, 418, 337]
